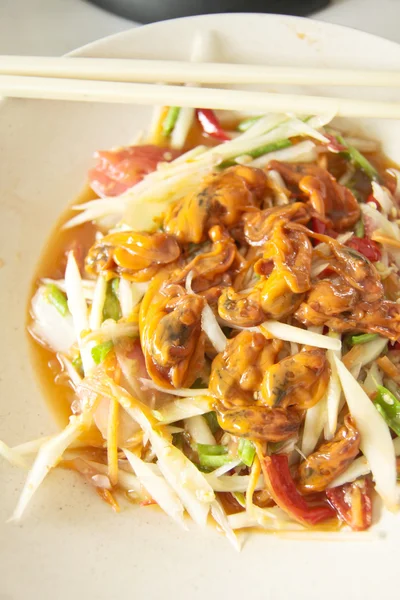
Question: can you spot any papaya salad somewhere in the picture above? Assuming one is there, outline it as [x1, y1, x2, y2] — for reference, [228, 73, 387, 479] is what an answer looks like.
[3, 101, 400, 548]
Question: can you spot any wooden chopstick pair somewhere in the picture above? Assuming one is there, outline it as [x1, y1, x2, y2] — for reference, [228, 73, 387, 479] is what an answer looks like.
[0, 55, 399, 118]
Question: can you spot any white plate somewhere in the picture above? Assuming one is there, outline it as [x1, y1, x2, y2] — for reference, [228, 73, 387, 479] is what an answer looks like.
[1, 13, 400, 600]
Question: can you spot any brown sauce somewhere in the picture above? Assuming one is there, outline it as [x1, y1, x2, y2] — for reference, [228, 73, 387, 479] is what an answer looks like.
[27, 185, 99, 428]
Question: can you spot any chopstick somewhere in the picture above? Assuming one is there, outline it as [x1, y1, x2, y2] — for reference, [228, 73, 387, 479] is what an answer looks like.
[1, 55, 400, 87]
[1, 74, 400, 119]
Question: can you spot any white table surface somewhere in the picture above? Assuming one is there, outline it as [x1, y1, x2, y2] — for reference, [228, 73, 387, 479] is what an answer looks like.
[1, 0, 400, 56]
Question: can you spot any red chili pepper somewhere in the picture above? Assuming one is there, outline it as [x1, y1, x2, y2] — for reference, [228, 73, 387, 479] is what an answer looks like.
[327, 229, 339, 239]
[261, 454, 337, 526]
[310, 217, 338, 242]
[346, 237, 381, 262]
[324, 133, 347, 153]
[196, 109, 230, 141]
[310, 217, 327, 235]
[367, 193, 380, 210]
[326, 479, 373, 531]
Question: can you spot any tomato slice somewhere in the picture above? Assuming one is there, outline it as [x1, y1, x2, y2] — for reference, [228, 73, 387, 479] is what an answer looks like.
[326, 478, 373, 531]
[88, 144, 181, 197]
[346, 237, 381, 262]
[260, 454, 337, 526]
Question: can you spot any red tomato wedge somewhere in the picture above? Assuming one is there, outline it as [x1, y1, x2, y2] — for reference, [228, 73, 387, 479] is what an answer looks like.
[88, 145, 181, 197]
[346, 237, 381, 262]
[260, 454, 337, 526]
[326, 478, 373, 531]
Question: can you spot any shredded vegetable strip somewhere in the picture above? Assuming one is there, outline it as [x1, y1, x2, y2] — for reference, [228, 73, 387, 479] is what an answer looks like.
[105, 380, 216, 526]
[324, 350, 342, 440]
[83, 321, 138, 344]
[57, 353, 82, 387]
[301, 395, 327, 456]
[12, 412, 93, 520]
[107, 397, 119, 486]
[0, 441, 29, 469]
[123, 449, 186, 528]
[260, 321, 341, 351]
[117, 277, 134, 318]
[377, 356, 400, 384]
[201, 304, 228, 352]
[89, 274, 107, 330]
[204, 473, 264, 493]
[211, 498, 241, 551]
[334, 356, 397, 510]
[342, 336, 388, 372]
[149, 430, 215, 527]
[153, 396, 211, 424]
[141, 378, 212, 397]
[211, 459, 242, 477]
[184, 415, 216, 445]
[329, 456, 370, 488]
[65, 252, 94, 374]
[228, 508, 304, 531]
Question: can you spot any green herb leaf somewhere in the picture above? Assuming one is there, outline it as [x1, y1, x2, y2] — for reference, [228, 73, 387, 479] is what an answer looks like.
[336, 134, 379, 180]
[162, 106, 180, 136]
[197, 464, 215, 473]
[111, 277, 120, 295]
[354, 219, 365, 238]
[197, 442, 232, 468]
[204, 411, 220, 434]
[238, 438, 256, 467]
[218, 139, 292, 169]
[197, 443, 228, 456]
[374, 385, 400, 436]
[45, 284, 69, 317]
[91, 340, 114, 365]
[237, 115, 261, 132]
[217, 159, 237, 170]
[72, 354, 83, 376]
[198, 454, 233, 469]
[349, 333, 378, 345]
[103, 280, 121, 322]
[247, 138, 292, 159]
[232, 492, 246, 508]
